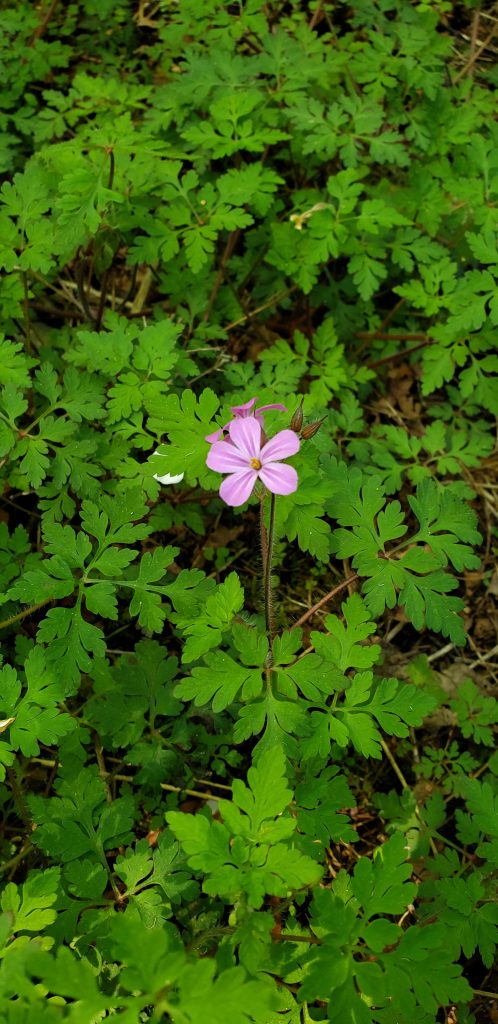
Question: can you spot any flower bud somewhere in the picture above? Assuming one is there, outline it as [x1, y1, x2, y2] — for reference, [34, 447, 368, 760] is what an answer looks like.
[301, 417, 326, 440]
[290, 401, 304, 433]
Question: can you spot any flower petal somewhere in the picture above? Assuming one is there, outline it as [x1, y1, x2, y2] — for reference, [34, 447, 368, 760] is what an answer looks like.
[151, 450, 185, 485]
[154, 471, 185, 485]
[228, 416, 261, 459]
[260, 429, 300, 464]
[206, 440, 249, 473]
[205, 418, 232, 443]
[256, 403, 287, 414]
[219, 470, 256, 506]
[258, 463, 298, 496]
[230, 397, 257, 416]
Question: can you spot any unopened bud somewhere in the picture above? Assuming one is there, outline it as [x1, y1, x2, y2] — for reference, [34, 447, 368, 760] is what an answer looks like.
[290, 401, 304, 433]
[301, 417, 326, 440]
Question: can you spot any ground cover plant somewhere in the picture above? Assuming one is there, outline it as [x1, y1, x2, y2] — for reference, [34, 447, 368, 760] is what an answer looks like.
[0, 0, 497, 1021]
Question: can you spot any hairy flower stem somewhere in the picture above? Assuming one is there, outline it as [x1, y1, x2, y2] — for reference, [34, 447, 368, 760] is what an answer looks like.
[0, 599, 53, 631]
[261, 491, 277, 657]
[259, 491, 267, 577]
[21, 272, 32, 353]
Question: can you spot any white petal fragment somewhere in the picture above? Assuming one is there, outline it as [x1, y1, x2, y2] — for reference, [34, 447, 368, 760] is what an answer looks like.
[152, 450, 184, 485]
[154, 471, 185, 485]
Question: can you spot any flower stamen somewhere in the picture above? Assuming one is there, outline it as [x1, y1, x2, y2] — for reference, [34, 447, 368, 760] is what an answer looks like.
[206, 417, 300, 506]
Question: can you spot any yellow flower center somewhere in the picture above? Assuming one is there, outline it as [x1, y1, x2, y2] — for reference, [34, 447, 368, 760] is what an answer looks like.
[250, 457, 262, 470]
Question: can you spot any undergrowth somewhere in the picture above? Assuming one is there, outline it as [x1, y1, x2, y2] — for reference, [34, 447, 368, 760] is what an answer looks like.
[0, 2, 497, 1022]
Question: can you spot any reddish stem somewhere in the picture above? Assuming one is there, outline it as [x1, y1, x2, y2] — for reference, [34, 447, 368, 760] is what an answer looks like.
[292, 574, 359, 630]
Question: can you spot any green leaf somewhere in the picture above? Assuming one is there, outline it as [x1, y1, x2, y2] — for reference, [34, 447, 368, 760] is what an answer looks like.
[0, 338, 35, 390]
[167, 750, 321, 909]
[328, 472, 475, 642]
[1, 868, 60, 945]
[84, 581, 118, 620]
[225, 748, 293, 837]
[7, 561, 75, 605]
[302, 672, 436, 761]
[232, 622, 269, 667]
[86, 640, 180, 748]
[180, 572, 244, 663]
[43, 523, 92, 568]
[409, 478, 482, 570]
[80, 492, 150, 547]
[175, 962, 279, 1024]
[178, 651, 262, 712]
[450, 678, 498, 747]
[30, 766, 134, 865]
[127, 546, 178, 633]
[37, 607, 106, 689]
[277, 473, 332, 562]
[312, 594, 380, 672]
[348, 250, 388, 300]
[466, 229, 498, 265]
[21, 944, 109, 1013]
[296, 766, 356, 848]
[280, 499, 332, 561]
[148, 387, 220, 482]
[0, 648, 73, 758]
[457, 778, 498, 866]
[352, 834, 417, 916]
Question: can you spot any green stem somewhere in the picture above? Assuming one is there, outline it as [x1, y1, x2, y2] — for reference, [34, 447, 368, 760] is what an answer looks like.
[6, 765, 32, 830]
[186, 926, 234, 952]
[0, 842, 32, 877]
[21, 272, 32, 353]
[380, 738, 438, 857]
[95, 268, 109, 332]
[107, 148, 115, 190]
[276, 932, 320, 945]
[24, 403, 59, 433]
[0, 599, 53, 631]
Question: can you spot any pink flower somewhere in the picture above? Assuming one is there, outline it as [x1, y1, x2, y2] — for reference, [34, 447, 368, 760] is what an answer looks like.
[206, 417, 299, 507]
[205, 396, 287, 443]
